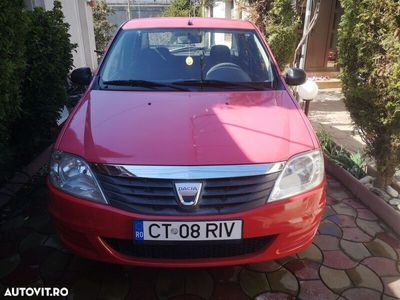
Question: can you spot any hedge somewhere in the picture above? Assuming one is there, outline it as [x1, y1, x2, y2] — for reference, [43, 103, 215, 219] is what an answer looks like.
[0, 0, 27, 176]
[338, 0, 400, 187]
[0, 1, 75, 183]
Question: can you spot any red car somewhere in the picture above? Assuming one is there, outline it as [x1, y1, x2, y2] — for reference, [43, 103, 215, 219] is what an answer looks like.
[48, 17, 326, 268]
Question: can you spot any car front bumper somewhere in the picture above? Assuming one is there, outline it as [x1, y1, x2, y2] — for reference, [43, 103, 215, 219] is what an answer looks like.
[48, 179, 326, 268]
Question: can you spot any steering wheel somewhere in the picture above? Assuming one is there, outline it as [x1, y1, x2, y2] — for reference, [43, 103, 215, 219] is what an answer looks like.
[206, 63, 251, 82]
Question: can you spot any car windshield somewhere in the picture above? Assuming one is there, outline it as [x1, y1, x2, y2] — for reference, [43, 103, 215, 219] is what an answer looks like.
[99, 28, 276, 91]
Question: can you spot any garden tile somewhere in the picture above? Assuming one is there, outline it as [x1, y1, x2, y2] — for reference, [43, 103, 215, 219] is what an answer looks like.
[42, 235, 63, 250]
[327, 214, 357, 227]
[382, 295, 399, 300]
[155, 269, 185, 300]
[0, 254, 20, 279]
[342, 227, 372, 242]
[365, 239, 398, 260]
[255, 291, 295, 300]
[332, 203, 357, 217]
[340, 240, 371, 261]
[357, 209, 378, 221]
[125, 269, 157, 300]
[342, 198, 366, 209]
[1, 264, 41, 286]
[382, 277, 400, 298]
[323, 206, 336, 218]
[0, 227, 32, 243]
[330, 190, 351, 201]
[341, 288, 381, 300]
[276, 256, 297, 265]
[266, 268, 298, 296]
[298, 280, 338, 300]
[70, 277, 100, 299]
[185, 269, 214, 299]
[297, 244, 323, 263]
[39, 250, 71, 284]
[313, 235, 340, 250]
[248, 261, 282, 273]
[318, 220, 342, 238]
[320, 266, 352, 293]
[361, 257, 399, 276]
[356, 219, 384, 237]
[212, 283, 250, 300]
[284, 259, 320, 280]
[239, 269, 270, 298]
[19, 232, 47, 252]
[323, 250, 357, 269]
[170, 295, 203, 300]
[326, 196, 338, 206]
[376, 233, 400, 256]
[210, 266, 241, 283]
[20, 245, 55, 266]
[98, 273, 130, 300]
[0, 216, 25, 231]
[0, 242, 18, 259]
[23, 214, 50, 231]
[346, 264, 383, 292]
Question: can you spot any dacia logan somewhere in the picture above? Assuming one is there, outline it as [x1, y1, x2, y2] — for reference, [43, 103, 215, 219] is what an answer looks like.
[48, 17, 326, 267]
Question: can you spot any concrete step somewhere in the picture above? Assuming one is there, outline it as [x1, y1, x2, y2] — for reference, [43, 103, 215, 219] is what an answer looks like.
[315, 79, 342, 89]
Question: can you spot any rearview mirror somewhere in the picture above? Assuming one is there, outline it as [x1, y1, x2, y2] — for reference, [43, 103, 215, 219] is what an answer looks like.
[71, 67, 92, 86]
[285, 68, 307, 86]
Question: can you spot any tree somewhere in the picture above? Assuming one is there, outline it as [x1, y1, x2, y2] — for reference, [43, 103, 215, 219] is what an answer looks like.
[163, 0, 200, 17]
[248, 0, 298, 70]
[93, 0, 117, 52]
[338, 0, 400, 187]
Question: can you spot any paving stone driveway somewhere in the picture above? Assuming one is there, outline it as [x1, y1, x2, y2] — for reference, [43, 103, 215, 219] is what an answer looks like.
[0, 172, 399, 300]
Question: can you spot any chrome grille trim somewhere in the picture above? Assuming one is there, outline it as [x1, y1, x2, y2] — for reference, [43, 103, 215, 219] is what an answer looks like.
[91, 162, 285, 180]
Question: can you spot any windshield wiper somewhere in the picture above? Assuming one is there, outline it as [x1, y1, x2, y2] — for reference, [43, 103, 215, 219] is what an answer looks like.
[173, 80, 271, 91]
[101, 80, 189, 91]
[170, 46, 205, 53]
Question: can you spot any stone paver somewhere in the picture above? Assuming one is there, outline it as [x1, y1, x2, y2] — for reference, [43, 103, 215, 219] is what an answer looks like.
[0, 173, 400, 299]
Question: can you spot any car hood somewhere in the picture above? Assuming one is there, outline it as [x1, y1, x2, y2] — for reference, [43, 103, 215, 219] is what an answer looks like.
[57, 90, 316, 165]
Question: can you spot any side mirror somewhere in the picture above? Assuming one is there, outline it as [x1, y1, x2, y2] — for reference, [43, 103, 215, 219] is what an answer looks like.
[71, 67, 92, 86]
[285, 68, 307, 86]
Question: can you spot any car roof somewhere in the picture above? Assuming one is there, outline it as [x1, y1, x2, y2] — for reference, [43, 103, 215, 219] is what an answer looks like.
[122, 17, 256, 30]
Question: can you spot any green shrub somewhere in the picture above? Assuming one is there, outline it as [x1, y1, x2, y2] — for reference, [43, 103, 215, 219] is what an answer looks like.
[163, 0, 200, 17]
[0, 0, 27, 175]
[10, 1, 76, 164]
[93, 0, 117, 53]
[317, 130, 366, 179]
[265, 0, 298, 69]
[338, 0, 400, 187]
[248, 0, 298, 70]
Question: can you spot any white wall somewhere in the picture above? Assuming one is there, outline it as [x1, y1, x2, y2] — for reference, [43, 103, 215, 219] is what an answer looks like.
[25, 0, 98, 70]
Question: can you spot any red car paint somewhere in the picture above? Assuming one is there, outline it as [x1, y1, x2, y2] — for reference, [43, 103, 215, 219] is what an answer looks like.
[49, 17, 326, 267]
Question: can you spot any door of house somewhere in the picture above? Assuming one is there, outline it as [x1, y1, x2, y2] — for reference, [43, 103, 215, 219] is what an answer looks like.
[305, 0, 342, 72]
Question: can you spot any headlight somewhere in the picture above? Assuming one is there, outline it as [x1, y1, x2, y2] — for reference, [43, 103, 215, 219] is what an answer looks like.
[269, 150, 324, 202]
[49, 151, 107, 204]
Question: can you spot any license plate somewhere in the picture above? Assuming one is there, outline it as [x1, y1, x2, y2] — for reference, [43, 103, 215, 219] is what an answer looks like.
[134, 220, 242, 241]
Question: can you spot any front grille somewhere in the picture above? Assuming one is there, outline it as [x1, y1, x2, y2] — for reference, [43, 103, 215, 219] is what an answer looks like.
[104, 236, 275, 259]
[95, 172, 280, 215]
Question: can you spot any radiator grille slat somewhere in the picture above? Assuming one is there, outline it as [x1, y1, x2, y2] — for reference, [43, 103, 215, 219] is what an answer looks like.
[95, 172, 280, 215]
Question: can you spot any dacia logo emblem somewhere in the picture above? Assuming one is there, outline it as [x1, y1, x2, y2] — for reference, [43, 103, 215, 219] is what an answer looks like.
[174, 182, 202, 207]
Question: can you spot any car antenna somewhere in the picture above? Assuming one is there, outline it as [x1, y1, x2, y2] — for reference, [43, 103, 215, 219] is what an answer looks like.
[188, 0, 193, 25]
